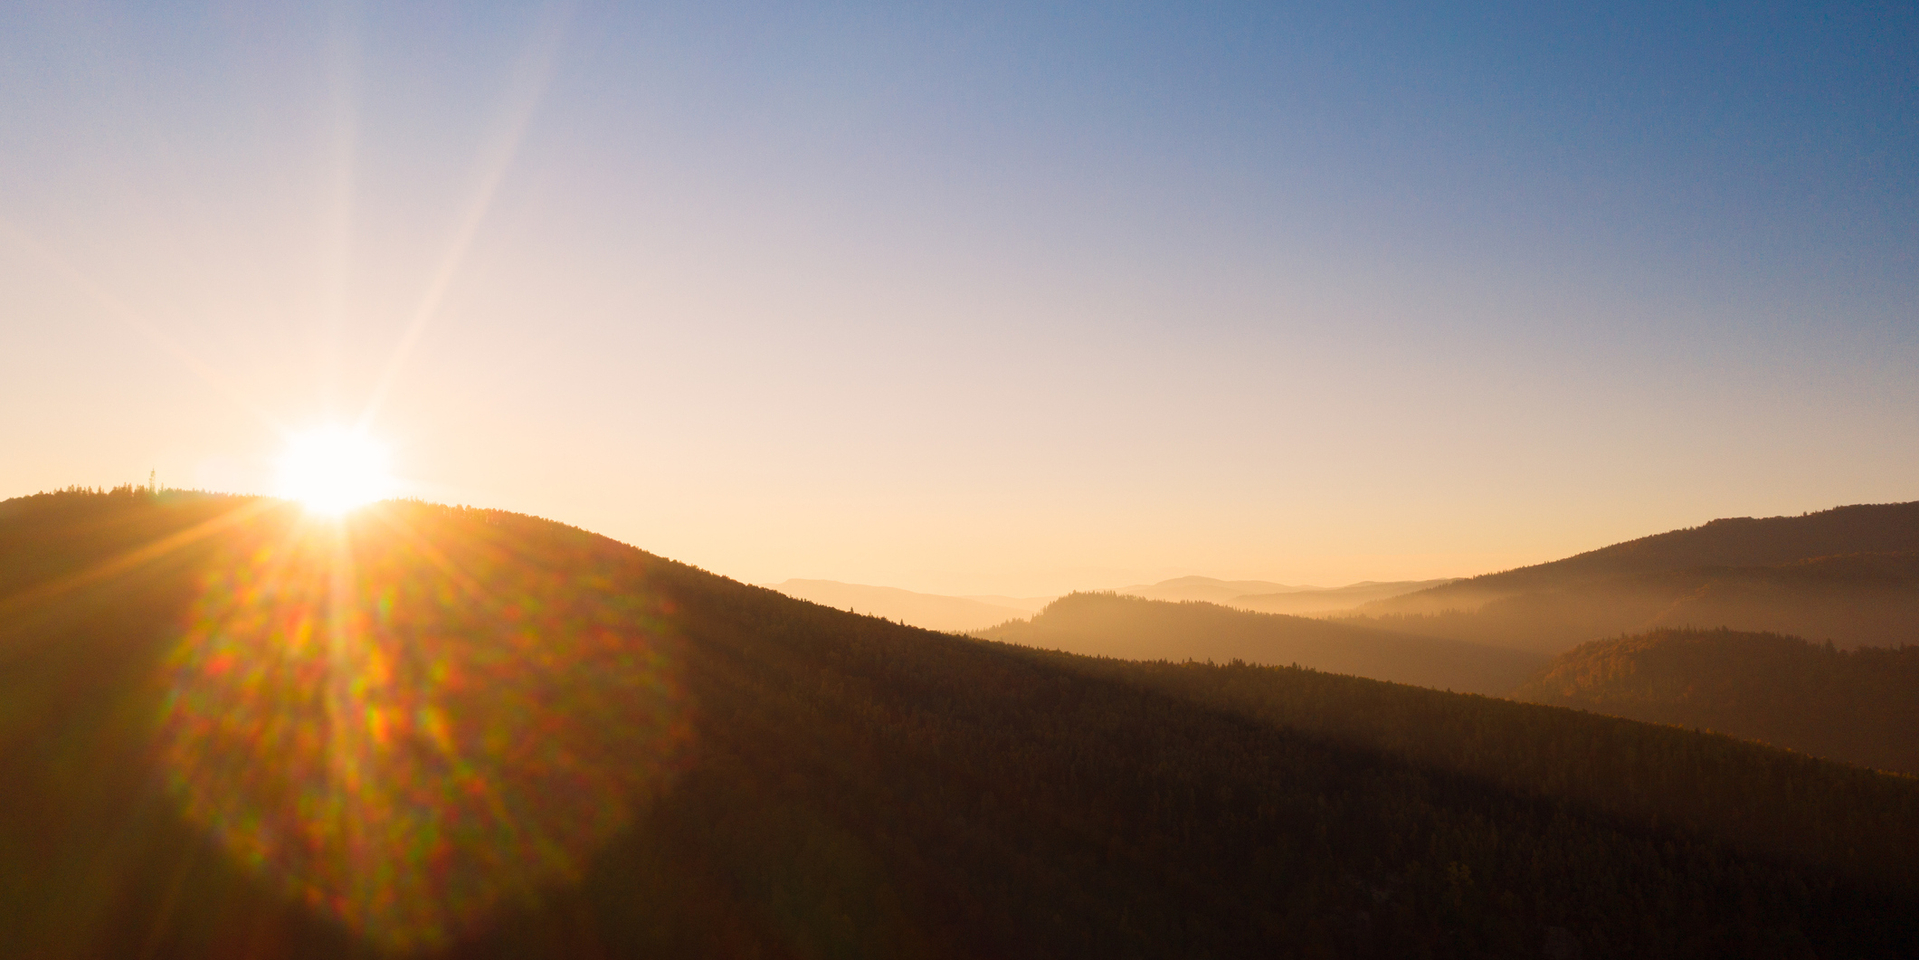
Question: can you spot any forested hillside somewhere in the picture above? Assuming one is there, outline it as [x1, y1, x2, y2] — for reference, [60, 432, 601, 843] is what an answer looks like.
[4, 489, 1918, 958]
[977, 592, 1543, 694]
[1515, 628, 1919, 775]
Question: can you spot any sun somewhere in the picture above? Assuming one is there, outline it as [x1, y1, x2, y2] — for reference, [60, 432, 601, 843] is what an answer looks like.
[278, 426, 394, 514]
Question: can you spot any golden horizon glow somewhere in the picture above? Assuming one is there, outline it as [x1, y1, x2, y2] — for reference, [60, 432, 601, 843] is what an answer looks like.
[277, 427, 393, 515]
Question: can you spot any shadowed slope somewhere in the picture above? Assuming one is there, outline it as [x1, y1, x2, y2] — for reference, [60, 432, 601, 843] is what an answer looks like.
[977, 593, 1544, 695]
[1515, 628, 1919, 775]
[4, 490, 1919, 958]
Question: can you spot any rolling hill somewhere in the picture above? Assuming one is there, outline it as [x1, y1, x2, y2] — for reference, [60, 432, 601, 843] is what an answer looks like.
[1366, 501, 1919, 613]
[976, 593, 1544, 695]
[1344, 553, 1919, 656]
[1515, 628, 1919, 775]
[1344, 502, 1919, 654]
[4, 488, 1919, 958]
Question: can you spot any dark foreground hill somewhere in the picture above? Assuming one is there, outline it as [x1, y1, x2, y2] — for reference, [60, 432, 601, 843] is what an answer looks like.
[1516, 628, 1919, 775]
[5, 489, 1919, 958]
[976, 592, 1544, 695]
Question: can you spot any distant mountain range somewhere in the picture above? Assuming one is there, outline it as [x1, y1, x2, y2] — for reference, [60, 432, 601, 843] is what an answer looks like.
[1363, 501, 1919, 614]
[1110, 576, 1302, 604]
[977, 590, 1919, 775]
[1111, 575, 1461, 612]
[977, 592, 1543, 694]
[1347, 502, 1919, 655]
[763, 579, 1044, 632]
[966, 503, 1919, 778]
[767, 575, 1452, 632]
[1230, 579, 1459, 615]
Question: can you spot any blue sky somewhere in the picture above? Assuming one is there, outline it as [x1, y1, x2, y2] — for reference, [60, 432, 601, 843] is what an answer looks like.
[1, 1, 1914, 593]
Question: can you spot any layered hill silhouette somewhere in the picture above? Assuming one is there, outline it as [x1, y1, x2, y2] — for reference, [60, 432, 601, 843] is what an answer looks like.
[1230, 578, 1457, 615]
[763, 576, 1452, 634]
[763, 579, 1039, 632]
[1346, 502, 1919, 654]
[1516, 628, 1919, 775]
[6, 488, 1919, 958]
[1112, 575, 1300, 604]
[976, 593, 1543, 695]
[1114, 575, 1450, 612]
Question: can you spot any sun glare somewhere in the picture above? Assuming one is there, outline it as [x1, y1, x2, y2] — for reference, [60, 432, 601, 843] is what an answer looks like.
[278, 427, 393, 514]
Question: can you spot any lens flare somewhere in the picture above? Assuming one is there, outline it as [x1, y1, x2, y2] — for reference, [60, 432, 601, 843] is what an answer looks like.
[155, 504, 690, 950]
[278, 427, 393, 515]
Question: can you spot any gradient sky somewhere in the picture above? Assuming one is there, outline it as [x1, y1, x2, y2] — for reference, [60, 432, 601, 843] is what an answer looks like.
[2, 1, 1914, 595]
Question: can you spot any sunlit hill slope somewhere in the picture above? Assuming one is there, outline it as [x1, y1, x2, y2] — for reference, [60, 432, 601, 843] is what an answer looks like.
[5, 488, 1919, 958]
